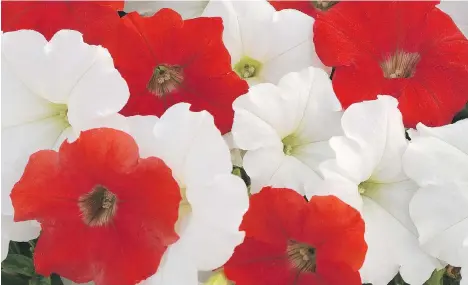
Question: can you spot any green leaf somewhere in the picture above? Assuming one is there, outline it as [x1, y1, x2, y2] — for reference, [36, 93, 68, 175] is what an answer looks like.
[1, 271, 29, 285]
[50, 274, 64, 285]
[1, 254, 35, 277]
[426, 269, 445, 285]
[29, 275, 51, 285]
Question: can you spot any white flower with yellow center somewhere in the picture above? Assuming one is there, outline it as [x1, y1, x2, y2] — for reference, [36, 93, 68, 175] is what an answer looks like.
[1, 29, 129, 259]
[202, 0, 330, 86]
[126, 103, 249, 285]
[231, 66, 342, 194]
[403, 119, 468, 285]
[312, 96, 442, 285]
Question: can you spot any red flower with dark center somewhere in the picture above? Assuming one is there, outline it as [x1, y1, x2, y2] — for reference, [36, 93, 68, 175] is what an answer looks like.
[1, 1, 122, 43]
[314, 1, 468, 127]
[112, 9, 249, 134]
[269, 0, 339, 18]
[10, 128, 181, 285]
[223, 187, 367, 285]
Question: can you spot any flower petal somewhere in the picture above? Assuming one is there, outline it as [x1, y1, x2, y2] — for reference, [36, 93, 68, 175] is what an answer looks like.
[151, 103, 232, 187]
[410, 183, 468, 266]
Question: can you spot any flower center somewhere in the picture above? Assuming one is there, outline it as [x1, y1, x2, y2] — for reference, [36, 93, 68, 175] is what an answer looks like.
[78, 185, 117, 227]
[312, 0, 338, 11]
[287, 240, 317, 273]
[234, 56, 263, 79]
[175, 187, 192, 234]
[358, 180, 379, 196]
[380, 50, 421, 79]
[282, 134, 299, 156]
[147, 64, 184, 97]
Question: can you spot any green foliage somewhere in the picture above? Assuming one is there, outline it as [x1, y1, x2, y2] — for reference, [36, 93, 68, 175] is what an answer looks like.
[2, 241, 63, 285]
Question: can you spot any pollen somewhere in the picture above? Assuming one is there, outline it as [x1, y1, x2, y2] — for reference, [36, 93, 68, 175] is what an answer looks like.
[380, 50, 421, 79]
[287, 240, 317, 273]
[147, 64, 184, 97]
[78, 185, 117, 227]
[312, 0, 338, 11]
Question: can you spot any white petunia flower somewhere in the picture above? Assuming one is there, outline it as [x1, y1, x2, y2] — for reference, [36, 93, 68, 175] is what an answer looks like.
[231, 67, 342, 194]
[311, 96, 442, 285]
[403, 119, 468, 284]
[201, 0, 330, 85]
[125, 104, 248, 285]
[438, 1, 468, 37]
[124, 0, 209, 19]
[1, 29, 129, 251]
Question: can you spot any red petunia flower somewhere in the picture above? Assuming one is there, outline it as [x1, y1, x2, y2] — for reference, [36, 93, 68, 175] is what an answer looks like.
[269, 0, 339, 18]
[223, 187, 367, 285]
[1, 1, 122, 43]
[314, 1, 468, 127]
[112, 9, 249, 134]
[10, 128, 181, 285]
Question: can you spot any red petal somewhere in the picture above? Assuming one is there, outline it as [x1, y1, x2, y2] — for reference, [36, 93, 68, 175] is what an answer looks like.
[240, 187, 307, 245]
[1, 1, 122, 46]
[332, 62, 383, 109]
[269, 1, 319, 18]
[224, 238, 294, 285]
[11, 150, 83, 223]
[34, 224, 95, 283]
[315, 259, 362, 285]
[300, 196, 367, 271]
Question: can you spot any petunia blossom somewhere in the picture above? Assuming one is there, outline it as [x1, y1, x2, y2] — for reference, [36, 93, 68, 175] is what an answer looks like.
[10, 128, 182, 285]
[403, 119, 468, 285]
[269, 0, 338, 18]
[124, 0, 209, 19]
[125, 103, 249, 285]
[223, 187, 367, 285]
[112, 9, 248, 134]
[312, 96, 442, 285]
[1, 30, 129, 246]
[314, 1, 468, 127]
[201, 0, 330, 86]
[231, 67, 342, 194]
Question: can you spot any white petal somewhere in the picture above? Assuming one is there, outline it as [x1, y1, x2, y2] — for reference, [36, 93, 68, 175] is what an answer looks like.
[265, 154, 321, 195]
[66, 41, 129, 132]
[305, 177, 363, 211]
[410, 183, 468, 266]
[184, 175, 248, 270]
[415, 119, 468, 154]
[277, 67, 342, 143]
[2, 118, 68, 214]
[187, 174, 248, 235]
[125, 0, 209, 19]
[77, 113, 131, 134]
[1, 56, 56, 128]
[332, 96, 408, 184]
[2, 30, 48, 102]
[361, 193, 440, 285]
[403, 136, 468, 186]
[126, 115, 160, 158]
[232, 83, 296, 149]
[152, 103, 232, 187]
[142, 242, 198, 285]
[243, 146, 283, 194]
